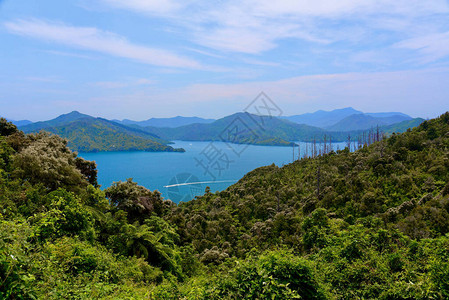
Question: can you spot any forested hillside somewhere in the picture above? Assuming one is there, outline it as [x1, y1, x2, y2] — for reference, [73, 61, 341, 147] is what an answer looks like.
[20, 112, 184, 153]
[1, 113, 449, 299]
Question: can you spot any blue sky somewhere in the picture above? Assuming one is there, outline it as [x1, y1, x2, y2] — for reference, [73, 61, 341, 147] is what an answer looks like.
[1, 0, 449, 121]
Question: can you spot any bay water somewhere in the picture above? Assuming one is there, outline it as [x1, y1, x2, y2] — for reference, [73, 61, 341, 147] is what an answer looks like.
[80, 141, 346, 203]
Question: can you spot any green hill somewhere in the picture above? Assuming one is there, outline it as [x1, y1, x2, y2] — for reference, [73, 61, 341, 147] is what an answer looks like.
[20, 113, 184, 152]
[19, 111, 92, 132]
[383, 117, 425, 134]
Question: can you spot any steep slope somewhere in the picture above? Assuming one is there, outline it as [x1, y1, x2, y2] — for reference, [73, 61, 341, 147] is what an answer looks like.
[117, 116, 215, 128]
[326, 113, 412, 131]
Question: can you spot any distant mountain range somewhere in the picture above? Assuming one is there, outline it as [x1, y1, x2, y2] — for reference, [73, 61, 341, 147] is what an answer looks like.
[140, 112, 423, 145]
[113, 116, 215, 128]
[282, 107, 413, 131]
[115, 107, 415, 132]
[19, 112, 185, 153]
[12, 108, 423, 152]
[282, 107, 363, 128]
[0, 117, 33, 127]
[141, 112, 325, 146]
[325, 113, 412, 131]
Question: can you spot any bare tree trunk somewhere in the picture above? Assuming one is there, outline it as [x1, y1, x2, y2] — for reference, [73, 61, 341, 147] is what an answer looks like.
[292, 143, 295, 162]
[316, 160, 321, 200]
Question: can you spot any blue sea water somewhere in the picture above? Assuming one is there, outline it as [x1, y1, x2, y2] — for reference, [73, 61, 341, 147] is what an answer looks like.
[80, 141, 346, 203]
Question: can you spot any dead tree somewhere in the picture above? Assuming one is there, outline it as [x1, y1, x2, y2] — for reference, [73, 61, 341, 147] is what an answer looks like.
[316, 159, 321, 200]
[347, 134, 351, 151]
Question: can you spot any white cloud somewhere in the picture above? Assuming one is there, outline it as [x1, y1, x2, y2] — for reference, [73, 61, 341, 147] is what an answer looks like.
[98, 0, 449, 55]
[185, 47, 226, 59]
[394, 31, 449, 63]
[91, 78, 154, 89]
[44, 50, 95, 60]
[100, 0, 185, 15]
[4, 19, 203, 69]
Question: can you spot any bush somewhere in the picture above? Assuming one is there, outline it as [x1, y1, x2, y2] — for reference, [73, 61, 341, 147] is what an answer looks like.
[212, 250, 325, 299]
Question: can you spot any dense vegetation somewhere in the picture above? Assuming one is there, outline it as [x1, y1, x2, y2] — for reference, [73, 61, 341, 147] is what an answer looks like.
[383, 118, 425, 135]
[20, 111, 185, 153]
[1, 112, 448, 299]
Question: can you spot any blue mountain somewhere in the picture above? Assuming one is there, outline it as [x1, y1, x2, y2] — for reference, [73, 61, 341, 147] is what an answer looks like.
[282, 107, 362, 128]
[115, 116, 215, 128]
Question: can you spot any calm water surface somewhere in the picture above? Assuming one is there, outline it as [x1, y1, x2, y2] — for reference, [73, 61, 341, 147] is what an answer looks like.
[80, 141, 345, 203]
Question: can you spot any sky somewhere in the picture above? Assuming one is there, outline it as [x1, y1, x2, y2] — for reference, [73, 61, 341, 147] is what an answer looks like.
[1, 0, 449, 121]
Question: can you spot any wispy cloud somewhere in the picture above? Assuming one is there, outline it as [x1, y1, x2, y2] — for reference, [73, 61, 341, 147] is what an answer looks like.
[91, 78, 154, 89]
[394, 31, 449, 63]
[44, 50, 95, 60]
[98, 0, 449, 55]
[4, 19, 204, 69]
[100, 0, 184, 15]
[238, 58, 280, 67]
[184, 47, 226, 59]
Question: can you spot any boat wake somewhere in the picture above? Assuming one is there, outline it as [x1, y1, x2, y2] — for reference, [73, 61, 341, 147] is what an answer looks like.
[164, 180, 237, 188]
